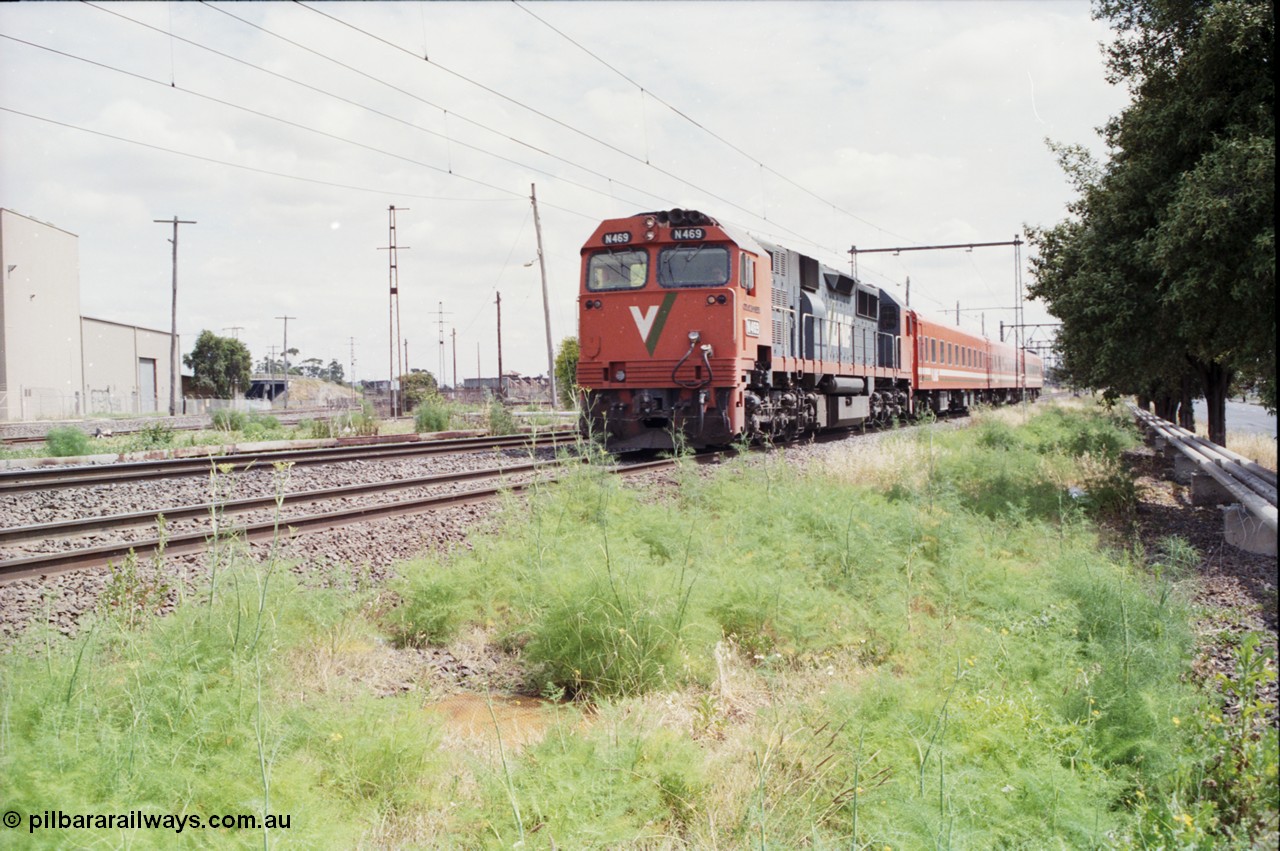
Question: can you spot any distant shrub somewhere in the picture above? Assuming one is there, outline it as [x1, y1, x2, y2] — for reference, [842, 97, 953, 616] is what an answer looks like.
[303, 418, 334, 439]
[211, 409, 247, 432]
[131, 421, 175, 449]
[349, 402, 380, 436]
[485, 394, 518, 436]
[414, 395, 453, 433]
[241, 413, 283, 441]
[45, 426, 91, 457]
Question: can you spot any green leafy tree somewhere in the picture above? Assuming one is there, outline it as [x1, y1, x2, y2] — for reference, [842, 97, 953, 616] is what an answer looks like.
[1028, 0, 1274, 443]
[554, 336, 580, 409]
[326, 359, 345, 384]
[183, 330, 252, 399]
[400, 370, 438, 411]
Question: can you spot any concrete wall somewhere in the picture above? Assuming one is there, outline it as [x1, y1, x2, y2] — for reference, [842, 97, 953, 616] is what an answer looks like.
[0, 209, 84, 420]
[81, 318, 177, 415]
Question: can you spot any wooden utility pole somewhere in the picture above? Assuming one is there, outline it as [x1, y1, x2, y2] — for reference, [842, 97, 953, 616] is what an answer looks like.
[530, 184, 557, 407]
[276, 315, 296, 409]
[349, 337, 357, 402]
[495, 291, 503, 398]
[154, 216, 196, 416]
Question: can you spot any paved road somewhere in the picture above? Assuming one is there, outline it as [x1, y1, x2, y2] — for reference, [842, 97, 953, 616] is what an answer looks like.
[1193, 399, 1277, 437]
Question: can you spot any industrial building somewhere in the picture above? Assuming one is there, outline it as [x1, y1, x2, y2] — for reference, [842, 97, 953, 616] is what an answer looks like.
[0, 208, 178, 421]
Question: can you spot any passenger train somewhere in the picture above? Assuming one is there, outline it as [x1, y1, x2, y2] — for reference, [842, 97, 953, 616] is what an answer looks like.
[577, 209, 1042, 450]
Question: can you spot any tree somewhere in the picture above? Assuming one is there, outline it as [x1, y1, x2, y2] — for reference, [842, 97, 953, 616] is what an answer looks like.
[299, 357, 324, 379]
[326, 359, 345, 384]
[1028, 0, 1274, 443]
[554, 336, 579, 408]
[183, 330, 252, 399]
[399, 370, 438, 411]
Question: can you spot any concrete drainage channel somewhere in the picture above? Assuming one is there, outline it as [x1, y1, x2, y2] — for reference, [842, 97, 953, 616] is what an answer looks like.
[1130, 403, 1277, 555]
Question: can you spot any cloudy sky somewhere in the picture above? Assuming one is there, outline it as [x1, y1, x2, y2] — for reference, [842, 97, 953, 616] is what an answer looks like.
[0, 1, 1129, 385]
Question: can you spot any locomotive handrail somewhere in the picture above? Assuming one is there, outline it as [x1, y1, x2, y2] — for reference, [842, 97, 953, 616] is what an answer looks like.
[1129, 403, 1278, 534]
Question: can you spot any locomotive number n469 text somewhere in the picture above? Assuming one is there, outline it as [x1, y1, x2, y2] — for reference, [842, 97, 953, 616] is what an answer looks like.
[671, 228, 705, 240]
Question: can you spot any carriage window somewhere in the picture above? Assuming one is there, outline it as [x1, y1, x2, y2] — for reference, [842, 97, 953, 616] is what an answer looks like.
[587, 249, 648, 291]
[930, 338, 937, 362]
[658, 245, 731, 288]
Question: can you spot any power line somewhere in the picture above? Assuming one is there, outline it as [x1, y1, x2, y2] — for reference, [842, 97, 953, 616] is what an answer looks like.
[6, 27, 607, 214]
[0, 106, 493, 203]
[182, 2, 669, 212]
[509, 0, 918, 245]
[288, 0, 839, 251]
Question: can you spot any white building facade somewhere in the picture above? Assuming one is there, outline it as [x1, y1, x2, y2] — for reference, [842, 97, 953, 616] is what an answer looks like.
[0, 209, 178, 420]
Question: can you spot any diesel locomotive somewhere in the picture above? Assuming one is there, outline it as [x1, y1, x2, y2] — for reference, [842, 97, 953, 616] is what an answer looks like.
[577, 209, 1041, 450]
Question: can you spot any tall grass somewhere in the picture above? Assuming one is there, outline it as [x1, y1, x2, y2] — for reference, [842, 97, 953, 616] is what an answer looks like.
[4, 403, 1268, 847]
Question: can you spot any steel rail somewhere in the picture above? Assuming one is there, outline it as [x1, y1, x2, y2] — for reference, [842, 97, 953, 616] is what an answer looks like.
[0, 430, 576, 493]
[0, 458, 673, 584]
[1130, 405, 1278, 532]
[0, 458, 567, 545]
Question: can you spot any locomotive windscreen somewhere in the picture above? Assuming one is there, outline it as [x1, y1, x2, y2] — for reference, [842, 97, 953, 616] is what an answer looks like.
[587, 249, 648, 290]
[657, 246, 730, 287]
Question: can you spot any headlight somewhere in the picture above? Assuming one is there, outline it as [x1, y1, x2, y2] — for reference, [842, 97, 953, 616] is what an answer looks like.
[614, 369, 626, 382]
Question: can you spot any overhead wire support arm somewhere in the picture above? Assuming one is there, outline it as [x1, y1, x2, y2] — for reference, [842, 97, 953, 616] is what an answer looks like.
[848, 238, 1023, 276]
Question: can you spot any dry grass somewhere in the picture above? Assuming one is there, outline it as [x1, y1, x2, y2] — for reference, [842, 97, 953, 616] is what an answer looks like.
[1225, 431, 1277, 471]
[804, 431, 930, 490]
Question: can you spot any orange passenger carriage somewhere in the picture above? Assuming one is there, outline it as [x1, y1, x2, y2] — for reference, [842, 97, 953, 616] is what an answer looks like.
[577, 209, 1041, 450]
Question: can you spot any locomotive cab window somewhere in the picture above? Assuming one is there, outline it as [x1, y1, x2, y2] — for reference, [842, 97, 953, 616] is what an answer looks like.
[587, 249, 648, 291]
[658, 245, 730, 288]
[739, 252, 755, 292]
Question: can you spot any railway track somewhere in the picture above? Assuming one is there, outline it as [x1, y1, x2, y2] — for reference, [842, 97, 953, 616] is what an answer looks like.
[0, 431, 577, 493]
[0, 455, 673, 583]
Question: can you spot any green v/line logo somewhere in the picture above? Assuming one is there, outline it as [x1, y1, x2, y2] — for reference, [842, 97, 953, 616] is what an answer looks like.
[629, 293, 678, 355]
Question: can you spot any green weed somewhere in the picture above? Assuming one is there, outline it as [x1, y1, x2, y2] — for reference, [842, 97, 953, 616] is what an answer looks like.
[44, 426, 90, 457]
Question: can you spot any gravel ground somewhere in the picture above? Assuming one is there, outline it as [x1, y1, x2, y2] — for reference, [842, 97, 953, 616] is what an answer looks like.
[1123, 443, 1278, 716]
[0, 445, 562, 643]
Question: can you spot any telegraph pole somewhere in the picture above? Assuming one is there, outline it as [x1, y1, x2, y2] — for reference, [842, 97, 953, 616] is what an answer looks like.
[494, 291, 504, 398]
[222, 326, 243, 339]
[154, 216, 196, 416]
[451, 328, 457, 390]
[530, 184, 557, 407]
[349, 337, 357, 403]
[276, 315, 296, 409]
